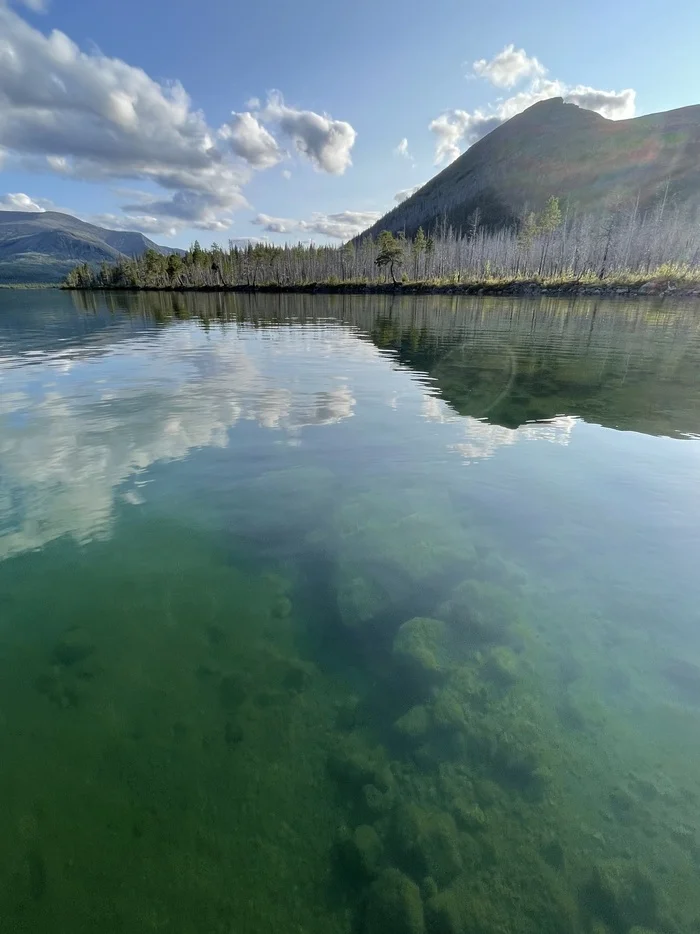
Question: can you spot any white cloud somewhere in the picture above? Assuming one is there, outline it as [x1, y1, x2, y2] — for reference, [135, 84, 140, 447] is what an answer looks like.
[121, 186, 250, 232]
[252, 209, 380, 240]
[0, 5, 251, 232]
[430, 47, 637, 164]
[564, 85, 636, 120]
[90, 213, 179, 238]
[472, 44, 545, 88]
[394, 184, 422, 204]
[429, 110, 478, 164]
[394, 137, 411, 159]
[220, 111, 284, 169]
[0, 191, 50, 211]
[251, 213, 296, 235]
[282, 169, 292, 180]
[262, 92, 357, 174]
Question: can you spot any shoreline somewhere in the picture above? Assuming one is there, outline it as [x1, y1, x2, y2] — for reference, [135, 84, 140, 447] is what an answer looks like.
[62, 279, 700, 299]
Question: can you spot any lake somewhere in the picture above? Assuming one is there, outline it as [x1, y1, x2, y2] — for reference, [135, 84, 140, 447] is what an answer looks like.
[2, 288, 700, 934]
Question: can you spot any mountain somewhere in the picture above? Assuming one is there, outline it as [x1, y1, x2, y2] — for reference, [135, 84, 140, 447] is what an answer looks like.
[360, 98, 700, 240]
[0, 211, 184, 283]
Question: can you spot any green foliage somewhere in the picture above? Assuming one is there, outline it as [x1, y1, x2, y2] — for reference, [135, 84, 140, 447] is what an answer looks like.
[375, 231, 404, 283]
[540, 196, 562, 233]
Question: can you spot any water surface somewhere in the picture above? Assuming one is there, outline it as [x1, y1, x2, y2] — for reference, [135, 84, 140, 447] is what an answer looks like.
[2, 289, 700, 934]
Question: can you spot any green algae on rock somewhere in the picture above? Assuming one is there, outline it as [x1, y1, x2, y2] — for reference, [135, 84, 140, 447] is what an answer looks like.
[436, 579, 517, 647]
[393, 617, 452, 684]
[364, 867, 425, 934]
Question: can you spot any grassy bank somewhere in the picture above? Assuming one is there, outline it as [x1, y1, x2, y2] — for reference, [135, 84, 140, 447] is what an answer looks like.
[63, 271, 700, 299]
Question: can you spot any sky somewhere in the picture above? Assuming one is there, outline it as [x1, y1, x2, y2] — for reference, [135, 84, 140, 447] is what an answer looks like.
[0, 0, 698, 248]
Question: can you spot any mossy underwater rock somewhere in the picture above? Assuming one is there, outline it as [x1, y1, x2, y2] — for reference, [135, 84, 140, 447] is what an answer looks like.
[482, 645, 519, 688]
[393, 618, 451, 685]
[333, 490, 477, 631]
[395, 704, 432, 741]
[436, 579, 515, 647]
[392, 804, 463, 887]
[364, 867, 425, 934]
[425, 889, 465, 934]
[581, 861, 660, 934]
[348, 824, 384, 878]
[328, 734, 394, 796]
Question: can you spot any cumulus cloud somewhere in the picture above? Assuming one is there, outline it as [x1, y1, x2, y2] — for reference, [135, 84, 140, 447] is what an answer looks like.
[394, 137, 411, 158]
[261, 92, 356, 174]
[0, 5, 251, 232]
[121, 187, 250, 232]
[282, 169, 292, 180]
[564, 85, 636, 120]
[0, 191, 51, 211]
[429, 110, 476, 164]
[220, 111, 284, 169]
[472, 44, 545, 88]
[90, 213, 180, 238]
[252, 209, 380, 240]
[394, 184, 422, 204]
[0, 9, 357, 234]
[430, 46, 636, 164]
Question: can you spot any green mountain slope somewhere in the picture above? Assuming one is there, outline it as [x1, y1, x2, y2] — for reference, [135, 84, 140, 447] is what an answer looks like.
[0, 211, 183, 283]
[360, 98, 700, 239]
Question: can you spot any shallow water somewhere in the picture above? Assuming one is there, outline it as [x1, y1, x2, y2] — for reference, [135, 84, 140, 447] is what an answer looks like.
[2, 289, 700, 934]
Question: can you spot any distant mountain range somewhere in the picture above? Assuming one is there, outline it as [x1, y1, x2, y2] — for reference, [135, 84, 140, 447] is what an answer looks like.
[0, 211, 183, 283]
[360, 98, 700, 240]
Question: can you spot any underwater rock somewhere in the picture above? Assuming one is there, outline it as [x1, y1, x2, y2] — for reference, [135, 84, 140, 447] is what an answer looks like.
[581, 861, 659, 934]
[392, 804, 462, 887]
[393, 618, 451, 685]
[362, 783, 394, 815]
[425, 890, 464, 934]
[472, 550, 527, 590]
[420, 876, 438, 900]
[395, 705, 432, 741]
[482, 646, 519, 688]
[451, 799, 486, 833]
[333, 490, 477, 631]
[437, 579, 514, 647]
[328, 735, 393, 795]
[51, 627, 95, 667]
[431, 690, 467, 733]
[349, 825, 384, 878]
[364, 867, 425, 934]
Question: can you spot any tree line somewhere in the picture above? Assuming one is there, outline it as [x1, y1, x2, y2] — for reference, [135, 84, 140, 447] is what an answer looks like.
[65, 195, 700, 290]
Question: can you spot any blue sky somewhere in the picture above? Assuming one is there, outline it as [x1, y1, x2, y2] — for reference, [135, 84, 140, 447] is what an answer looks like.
[1, 0, 698, 247]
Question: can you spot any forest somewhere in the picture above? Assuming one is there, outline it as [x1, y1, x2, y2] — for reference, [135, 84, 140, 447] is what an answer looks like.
[64, 196, 700, 291]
